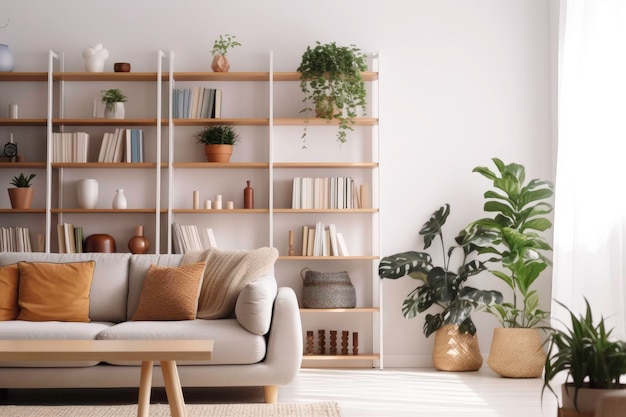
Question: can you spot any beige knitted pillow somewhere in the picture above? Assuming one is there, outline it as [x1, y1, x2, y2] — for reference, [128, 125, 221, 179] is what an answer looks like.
[132, 262, 206, 321]
[181, 247, 279, 319]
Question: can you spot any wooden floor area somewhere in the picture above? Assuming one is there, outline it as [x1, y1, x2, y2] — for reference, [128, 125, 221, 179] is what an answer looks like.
[2, 367, 561, 417]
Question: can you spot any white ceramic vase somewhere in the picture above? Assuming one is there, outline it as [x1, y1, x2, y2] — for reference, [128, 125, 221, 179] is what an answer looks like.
[82, 43, 109, 72]
[104, 102, 125, 119]
[76, 179, 98, 209]
[0, 44, 15, 72]
[112, 189, 127, 209]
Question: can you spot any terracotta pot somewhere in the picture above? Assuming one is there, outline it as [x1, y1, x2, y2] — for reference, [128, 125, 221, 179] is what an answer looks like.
[7, 187, 33, 209]
[432, 324, 483, 372]
[211, 55, 230, 72]
[204, 144, 233, 162]
[487, 327, 546, 378]
[561, 383, 626, 416]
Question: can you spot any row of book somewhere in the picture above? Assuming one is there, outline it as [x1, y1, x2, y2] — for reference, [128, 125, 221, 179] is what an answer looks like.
[52, 132, 89, 163]
[173, 87, 222, 119]
[292, 177, 369, 210]
[172, 223, 218, 254]
[97, 128, 145, 163]
[0, 226, 34, 252]
[301, 222, 349, 257]
[56, 223, 84, 253]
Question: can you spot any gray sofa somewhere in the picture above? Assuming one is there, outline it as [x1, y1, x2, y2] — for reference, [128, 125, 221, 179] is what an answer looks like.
[0, 252, 303, 403]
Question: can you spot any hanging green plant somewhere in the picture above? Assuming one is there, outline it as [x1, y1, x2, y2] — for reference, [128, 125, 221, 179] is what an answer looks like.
[297, 41, 368, 144]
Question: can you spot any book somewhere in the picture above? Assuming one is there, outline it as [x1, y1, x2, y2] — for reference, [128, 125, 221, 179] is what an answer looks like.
[306, 228, 315, 256]
[125, 129, 132, 163]
[328, 223, 339, 256]
[213, 89, 222, 118]
[205, 228, 217, 248]
[57, 224, 66, 254]
[336, 233, 350, 256]
[360, 183, 370, 208]
[301, 225, 309, 256]
[98, 133, 110, 162]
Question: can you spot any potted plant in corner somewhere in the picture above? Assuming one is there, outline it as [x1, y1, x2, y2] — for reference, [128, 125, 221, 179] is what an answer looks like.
[8, 173, 35, 209]
[379, 204, 503, 371]
[297, 41, 368, 144]
[210, 33, 241, 72]
[101, 89, 127, 119]
[543, 298, 626, 416]
[464, 157, 554, 378]
[194, 125, 239, 162]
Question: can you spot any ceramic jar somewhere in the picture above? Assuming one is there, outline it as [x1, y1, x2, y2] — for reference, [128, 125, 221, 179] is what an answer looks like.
[244, 180, 254, 209]
[112, 189, 127, 209]
[128, 225, 149, 254]
[76, 179, 98, 209]
[0, 44, 15, 72]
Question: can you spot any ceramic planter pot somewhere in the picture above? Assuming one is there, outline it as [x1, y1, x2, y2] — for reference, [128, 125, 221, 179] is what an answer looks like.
[560, 382, 626, 416]
[204, 144, 233, 162]
[432, 324, 483, 372]
[487, 327, 546, 378]
[104, 102, 125, 119]
[211, 55, 230, 72]
[8, 187, 33, 209]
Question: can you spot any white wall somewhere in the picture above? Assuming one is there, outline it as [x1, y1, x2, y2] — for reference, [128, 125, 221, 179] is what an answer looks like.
[0, 0, 557, 367]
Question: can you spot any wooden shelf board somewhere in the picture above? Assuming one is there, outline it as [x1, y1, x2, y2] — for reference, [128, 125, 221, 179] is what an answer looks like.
[300, 307, 379, 313]
[279, 255, 378, 260]
[173, 162, 269, 169]
[0, 72, 47, 82]
[273, 162, 378, 168]
[52, 209, 157, 214]
[272, 72, 378, 82]
[53, 118, 157, 126]
[0, 119, 47, 126]
[173, 118, 269, 126]
[169, 72, 270, 82]
[0, 208, 46, 213]
[302, 353, 380, 361]
[53, 72, 158, 82]
[53, 162, 157, 169]
[273, 208, 378, 213]
[0, 162, 46, 169]
[273, 117, 378, 126]
[173, 209, 269, 214]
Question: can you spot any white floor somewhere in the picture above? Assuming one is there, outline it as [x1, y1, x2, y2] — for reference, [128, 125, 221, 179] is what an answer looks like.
[281, 368, 561, 417]
[3, 367, 562, 417]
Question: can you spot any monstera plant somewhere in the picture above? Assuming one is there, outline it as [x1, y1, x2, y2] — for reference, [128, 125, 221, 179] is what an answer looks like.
[379, 204, 502, 371]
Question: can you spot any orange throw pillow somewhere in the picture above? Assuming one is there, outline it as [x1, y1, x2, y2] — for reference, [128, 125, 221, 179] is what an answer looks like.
[0, 264, 19, 320]
[17, 261, 95, 322]
[132, 262, 206, 321]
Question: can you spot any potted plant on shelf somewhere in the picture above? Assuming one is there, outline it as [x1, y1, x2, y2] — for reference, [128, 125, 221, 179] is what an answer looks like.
[8, 173, 35, 209]
[464, 157, 554, 378]
[210, 33, 241, 72]
[379, 204, 503, 371]
[194, 125, 240, 162]
[101, 88, 127, 119]
[543, 298, 626, 416]
[297, 41, 368, 144]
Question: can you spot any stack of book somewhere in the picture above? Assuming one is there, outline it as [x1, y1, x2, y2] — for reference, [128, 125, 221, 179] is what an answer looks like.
[98, 128, 144, 163]
[0, 226, 33, 252]
[52, 132, 89, 163]
[172, 223, 217, 254]
[173, 87, 222, 119]
[292, 177, 369, 209]
[300, 222, 349, 256]
[56, 223, 84, 253]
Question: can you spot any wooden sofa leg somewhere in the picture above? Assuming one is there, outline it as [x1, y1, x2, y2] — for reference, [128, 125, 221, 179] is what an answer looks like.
[264, 385, 278, 403]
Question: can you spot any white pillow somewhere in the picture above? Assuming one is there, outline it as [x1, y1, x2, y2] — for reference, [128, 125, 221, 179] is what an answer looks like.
[235, 275, 278, 335]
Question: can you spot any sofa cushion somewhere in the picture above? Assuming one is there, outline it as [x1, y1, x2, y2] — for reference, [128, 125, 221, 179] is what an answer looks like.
[127, 254, 183, 320]
[0, 253, 131, 323]
[180, 247, 278, 319]
[17, 261, 95, 322]
[235, 274, 277, 335]
[0, 264, 19, 321]
[132, 262, 205, 321]
[96, 319, 266, 365]
[0, 320, 114, 367]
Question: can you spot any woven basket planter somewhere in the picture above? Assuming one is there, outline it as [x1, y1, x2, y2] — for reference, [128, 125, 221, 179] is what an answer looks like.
[432, 324, 483, 372]
[301, 269, 356, 309]
[487, 327, 546, 378]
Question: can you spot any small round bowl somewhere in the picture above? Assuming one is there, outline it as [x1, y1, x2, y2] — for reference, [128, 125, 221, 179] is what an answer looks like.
[114, 62, 131, 72]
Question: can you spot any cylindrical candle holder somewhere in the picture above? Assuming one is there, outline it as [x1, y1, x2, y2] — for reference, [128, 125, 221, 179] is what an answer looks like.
[204, 200, 212, 209]
[193, 191, 200, 209]
[226, 200, 234, 209]
[8, 102, 18, 119]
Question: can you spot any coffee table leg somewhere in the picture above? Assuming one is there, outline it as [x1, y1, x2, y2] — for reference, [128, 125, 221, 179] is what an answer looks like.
[137, 361, 153, 417]
[161, 360, 186, 417]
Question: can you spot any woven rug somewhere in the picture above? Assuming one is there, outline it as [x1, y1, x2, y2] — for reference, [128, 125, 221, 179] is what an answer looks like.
[0, 401, 342, 417]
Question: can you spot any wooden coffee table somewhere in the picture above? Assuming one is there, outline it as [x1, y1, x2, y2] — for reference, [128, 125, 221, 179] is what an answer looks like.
[0, 339, 213, 417]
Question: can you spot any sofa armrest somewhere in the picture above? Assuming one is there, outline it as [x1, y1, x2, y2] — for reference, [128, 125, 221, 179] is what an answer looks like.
[263, 287, 303, 384]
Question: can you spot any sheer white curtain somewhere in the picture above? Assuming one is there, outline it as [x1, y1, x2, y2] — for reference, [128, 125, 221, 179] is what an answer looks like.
[553, 0, 626, 338]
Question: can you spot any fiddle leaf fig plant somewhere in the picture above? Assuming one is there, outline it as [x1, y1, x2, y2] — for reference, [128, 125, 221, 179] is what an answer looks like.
[379, 204, 503, 337]
[297, 41, 368, 144]
[464, 158, 554, 328]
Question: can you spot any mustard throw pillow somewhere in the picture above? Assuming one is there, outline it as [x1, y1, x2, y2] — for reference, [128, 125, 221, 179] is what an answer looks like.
[0, 264, 19, 321]
[132, 262, 206, 321]
[17, 261, 95, 322]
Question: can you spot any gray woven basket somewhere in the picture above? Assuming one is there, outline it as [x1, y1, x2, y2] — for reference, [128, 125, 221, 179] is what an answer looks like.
[301, 268, 356, 309]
